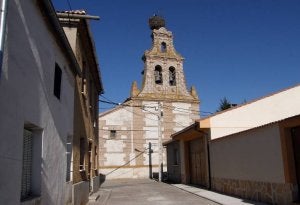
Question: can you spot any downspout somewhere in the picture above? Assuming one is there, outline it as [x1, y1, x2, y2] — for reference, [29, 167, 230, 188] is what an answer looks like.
[0, 0, 8, 80]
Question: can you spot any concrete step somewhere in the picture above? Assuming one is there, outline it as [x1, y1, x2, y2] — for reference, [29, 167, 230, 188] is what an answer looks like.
[87, 189, 111, 205]
[88, 193, 100, 202]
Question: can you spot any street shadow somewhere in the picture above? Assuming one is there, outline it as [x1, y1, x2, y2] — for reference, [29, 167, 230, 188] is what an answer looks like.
[100, 173, 106, 185]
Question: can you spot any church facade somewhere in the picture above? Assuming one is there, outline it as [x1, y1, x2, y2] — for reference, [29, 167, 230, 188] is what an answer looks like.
[98, 16, 200, 179]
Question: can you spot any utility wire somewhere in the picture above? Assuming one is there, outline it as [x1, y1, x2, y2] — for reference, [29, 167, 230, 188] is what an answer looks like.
[99, 94, 212, 115]
[104, 148, 148, 176]
[66, 0, 72, 10]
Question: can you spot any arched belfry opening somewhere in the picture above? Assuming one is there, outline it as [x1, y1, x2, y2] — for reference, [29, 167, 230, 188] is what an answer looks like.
[154, 65, 163, 85]
[161, 42, 167, 52]
[169, 66, 176, 86]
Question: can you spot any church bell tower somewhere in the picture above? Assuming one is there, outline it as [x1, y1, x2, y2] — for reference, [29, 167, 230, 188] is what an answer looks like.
[130, 15, 199, 103]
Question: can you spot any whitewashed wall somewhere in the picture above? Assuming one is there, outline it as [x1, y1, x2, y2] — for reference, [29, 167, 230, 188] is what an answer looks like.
[0, 1, 75, 204]
[209, 85, 300, 140]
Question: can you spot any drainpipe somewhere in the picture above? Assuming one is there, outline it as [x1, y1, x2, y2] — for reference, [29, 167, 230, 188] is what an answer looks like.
[0, 0, 8, 80]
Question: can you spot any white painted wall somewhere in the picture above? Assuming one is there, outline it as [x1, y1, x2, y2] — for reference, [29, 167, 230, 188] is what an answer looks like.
[210, 123, 285, 183]
[172, 102, 193, 132]
[209, 85, 300, 140]
[0, 1, 75, 204]
[101, 107, 133, 126]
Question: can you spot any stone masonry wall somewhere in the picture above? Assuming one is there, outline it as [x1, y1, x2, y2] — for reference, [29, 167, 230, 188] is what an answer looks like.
[211, 177, 298, 204]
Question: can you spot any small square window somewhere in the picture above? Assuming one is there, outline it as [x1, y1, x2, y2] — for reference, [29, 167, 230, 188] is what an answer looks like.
[110, 130, 116, 139]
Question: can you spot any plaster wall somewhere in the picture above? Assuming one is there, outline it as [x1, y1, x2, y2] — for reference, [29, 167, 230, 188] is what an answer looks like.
[210, 123, 285, 183]
[0, 1, 75, 204]
[72, 181, 89, 205]
[91, 175, 100, 193]
[209, 85, 300, 140]
[102, 107, 133, 126]
[62, 26, 78, 52]
[172, 102, 194, 132]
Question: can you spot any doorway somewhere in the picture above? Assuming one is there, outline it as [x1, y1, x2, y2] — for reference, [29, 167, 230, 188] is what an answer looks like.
[188, 137, 207, 186]
[292, 126, 300, 199]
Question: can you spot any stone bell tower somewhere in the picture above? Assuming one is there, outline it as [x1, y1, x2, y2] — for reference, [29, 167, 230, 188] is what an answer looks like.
[99, 15, 200, 180]
[130, 15, 199, 103]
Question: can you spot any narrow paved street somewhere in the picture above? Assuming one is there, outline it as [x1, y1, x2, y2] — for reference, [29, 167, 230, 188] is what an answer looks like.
[91, 179, 219, 205]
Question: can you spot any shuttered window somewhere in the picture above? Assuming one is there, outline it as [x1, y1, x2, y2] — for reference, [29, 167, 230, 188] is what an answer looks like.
[21, 129, 33, 200]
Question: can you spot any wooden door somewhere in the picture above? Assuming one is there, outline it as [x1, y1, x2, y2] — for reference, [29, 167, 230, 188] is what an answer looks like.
[292, 126, 300, 199]
[189, 138, 207, 186]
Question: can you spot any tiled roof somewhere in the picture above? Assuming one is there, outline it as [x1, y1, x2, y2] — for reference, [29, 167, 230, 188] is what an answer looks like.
[57, 10, 86, 15]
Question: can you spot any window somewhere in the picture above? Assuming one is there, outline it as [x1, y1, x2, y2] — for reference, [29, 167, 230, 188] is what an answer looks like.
[94, 146, 98, 170]
[89, 78, 94, 109]
[21, 126, 42, 201]
[81, 62, 87, 96]
[53, 63, 62, 99]
[21, 129, 33, 200]
[88, 142, 92, 179]
[110, 130, 116, 139]
[66, 135, 72, 182]
[169, 67, 176, 86]
[161, 42, 167, 52]
[79, 138, 85, 171]
[154, 65, 163, 85]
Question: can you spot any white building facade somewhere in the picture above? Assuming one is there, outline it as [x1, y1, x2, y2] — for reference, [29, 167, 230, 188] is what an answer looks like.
[0, 1, 79, 204]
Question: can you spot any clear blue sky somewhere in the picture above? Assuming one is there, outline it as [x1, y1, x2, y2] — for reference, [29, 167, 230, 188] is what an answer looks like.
[53, 0, 300, 116]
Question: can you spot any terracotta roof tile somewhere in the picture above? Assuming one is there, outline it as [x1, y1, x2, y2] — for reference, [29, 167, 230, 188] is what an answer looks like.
[57, 10, 86, 15]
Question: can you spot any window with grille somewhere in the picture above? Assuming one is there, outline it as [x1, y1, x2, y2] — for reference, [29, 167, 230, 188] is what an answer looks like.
[21, 129, 33, 200]
[20, 125, 42, 201]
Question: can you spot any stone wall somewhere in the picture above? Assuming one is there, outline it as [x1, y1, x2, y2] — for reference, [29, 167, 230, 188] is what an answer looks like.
[211, 177, 298, 204]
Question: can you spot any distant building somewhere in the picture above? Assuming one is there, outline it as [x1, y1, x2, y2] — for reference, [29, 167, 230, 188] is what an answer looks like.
[57, 10, 104, 205]
[0, 0, 80, 204]
[99, 16, 199, 179]
[164, 84, 300, 205]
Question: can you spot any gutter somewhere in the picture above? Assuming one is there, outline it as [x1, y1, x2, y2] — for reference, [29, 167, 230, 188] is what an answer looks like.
[0, 0, 8, 80]
[56, 13, 100, 20]
[40, 0, 81, 76]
